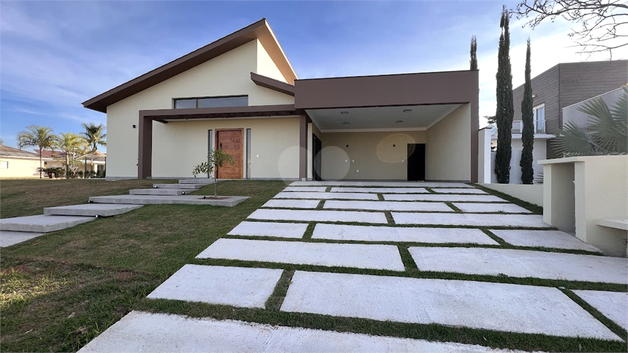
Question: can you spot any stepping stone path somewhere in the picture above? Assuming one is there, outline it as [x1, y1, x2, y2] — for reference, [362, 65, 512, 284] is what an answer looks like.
[83, 181, 628, 352]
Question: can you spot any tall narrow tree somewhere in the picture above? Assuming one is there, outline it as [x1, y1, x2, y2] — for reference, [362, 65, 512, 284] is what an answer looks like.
[520, 39, 534, 184]
[470, 35, 478, 70]
[494, 6, 514, 184]
[17, 125, 57, 179]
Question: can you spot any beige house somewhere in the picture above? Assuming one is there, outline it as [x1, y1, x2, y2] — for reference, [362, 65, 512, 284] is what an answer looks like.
[83, 19, 479, 181]
[0, 145, 53, 178]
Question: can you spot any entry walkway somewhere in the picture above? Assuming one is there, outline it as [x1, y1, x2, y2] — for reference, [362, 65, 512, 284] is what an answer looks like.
[80, 181, 628, 352]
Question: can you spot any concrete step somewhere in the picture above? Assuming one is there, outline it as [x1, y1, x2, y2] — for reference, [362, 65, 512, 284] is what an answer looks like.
[0, 215, 95, 233]
[89, 195, 249, 207]
[130, 189, 186, 196]
[44, 204, 143, 217]
[0, 231, 45, 247]
[179, 178, 215, 185]
[153, 183, 203, 189]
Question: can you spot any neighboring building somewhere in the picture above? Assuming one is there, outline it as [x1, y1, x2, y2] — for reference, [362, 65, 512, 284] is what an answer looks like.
[489, 60, 627, 184]
[35, 150, 106, 176]
[0, 145, 53, 178]
[512, 60, 628, 158]
[83, 19, 479, 181]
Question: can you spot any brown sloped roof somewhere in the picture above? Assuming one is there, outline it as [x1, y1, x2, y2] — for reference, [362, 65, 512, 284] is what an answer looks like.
[83, 18, 297, 113]
[0, 145, 50, 159]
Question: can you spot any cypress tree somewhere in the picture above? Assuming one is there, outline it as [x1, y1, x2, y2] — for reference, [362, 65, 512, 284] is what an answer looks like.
[470, 36, 477, 70]
[520, 39, 534, 184]
[494, 6, 514, 184]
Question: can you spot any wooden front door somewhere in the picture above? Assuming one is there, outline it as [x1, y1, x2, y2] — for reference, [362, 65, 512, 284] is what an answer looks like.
[216, 129, 243, 179]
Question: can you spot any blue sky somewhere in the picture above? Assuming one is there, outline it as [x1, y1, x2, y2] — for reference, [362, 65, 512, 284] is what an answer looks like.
[2, 1, 626, 151]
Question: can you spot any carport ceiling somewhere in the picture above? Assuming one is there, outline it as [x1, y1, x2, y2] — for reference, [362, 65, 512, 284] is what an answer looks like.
[306, 104, 461, 132]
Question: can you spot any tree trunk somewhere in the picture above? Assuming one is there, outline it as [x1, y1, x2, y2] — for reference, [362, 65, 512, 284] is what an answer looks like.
[39, 150, 43, 179]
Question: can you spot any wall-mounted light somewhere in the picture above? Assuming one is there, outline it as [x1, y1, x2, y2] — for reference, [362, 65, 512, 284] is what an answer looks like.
[532, 94, 536, 98]
[340, 111, 349, 115]
[403, 109, 412, 113]
[132, 124, 137, 128]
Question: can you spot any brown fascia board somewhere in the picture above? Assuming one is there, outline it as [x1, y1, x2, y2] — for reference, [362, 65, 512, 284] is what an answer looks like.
[293, 70, 478, 110]
[140, 104, 299, 120]
[83, 19, 297, 113]
[250, 72, 295, 96]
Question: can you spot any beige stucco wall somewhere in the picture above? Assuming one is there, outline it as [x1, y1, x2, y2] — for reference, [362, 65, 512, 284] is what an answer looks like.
[540, 156, 628, 256]
[425, 104, 471, 181]
[480, 183, 543, 206]
[106, 39, 295, 178]
[318, 131, 426, 180]
[152, 117, 300, 178]
[0, 158, 41, 178]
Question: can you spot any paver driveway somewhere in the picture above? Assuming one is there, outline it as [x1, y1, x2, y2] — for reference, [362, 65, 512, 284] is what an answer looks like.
[80, 181, 628, 352]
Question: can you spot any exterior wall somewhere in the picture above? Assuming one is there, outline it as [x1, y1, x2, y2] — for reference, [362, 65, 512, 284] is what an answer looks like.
[480, 183, 543, 206]
[478, 128, 491, 183]
[541, 156, 628, 256]
[152, 117, 300, 179]
[256, 40, 288, 83]
[0, 158, 41, 178]
[425, 104, 471, 181]
[106, 39, 295, 178]
[490, 136, 549, 184]
[319, 131, 426, 180]
[563, 86, 626, 127]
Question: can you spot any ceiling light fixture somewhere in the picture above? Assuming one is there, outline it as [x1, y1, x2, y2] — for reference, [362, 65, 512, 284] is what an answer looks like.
[342, 122, 350, 125]
[403, 109, 412, 113]
[396, 120, 403, 123]
[340, 111, 349, 115]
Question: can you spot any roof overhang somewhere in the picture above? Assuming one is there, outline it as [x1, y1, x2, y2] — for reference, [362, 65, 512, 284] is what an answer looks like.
[251, 72, 295, 96]
[83, 19, 297, 113]
[140, 104, 299, 122]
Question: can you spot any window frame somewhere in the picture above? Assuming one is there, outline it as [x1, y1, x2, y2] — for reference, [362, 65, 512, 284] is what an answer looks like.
[533, 103, 546, 133]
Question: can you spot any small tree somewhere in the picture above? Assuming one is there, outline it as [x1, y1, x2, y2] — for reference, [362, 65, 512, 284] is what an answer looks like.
[470, 35, 478, 70]
[55, 133, 88, 179]
[520, 39, 535, 184]
[192, 148, 235, 197]
[495, 6, 515, 183]
[17, 125, 58, 179]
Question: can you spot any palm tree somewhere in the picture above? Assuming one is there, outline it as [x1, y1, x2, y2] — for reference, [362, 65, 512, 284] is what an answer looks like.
[55, 133, 88, 179]
[81, 123, 106, 153]
[17, 125, 58, 179]
[553, 88, 627, 156]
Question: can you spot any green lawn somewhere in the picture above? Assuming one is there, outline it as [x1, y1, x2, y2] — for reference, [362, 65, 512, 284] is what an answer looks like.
[1, 179, 626, 352]
[0, 179, 288, 352]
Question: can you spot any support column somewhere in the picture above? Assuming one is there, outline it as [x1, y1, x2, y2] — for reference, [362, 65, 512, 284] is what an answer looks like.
[299, 113, 309, 180]
[470, 72, 479, 183]
[138, 114, 153, 179]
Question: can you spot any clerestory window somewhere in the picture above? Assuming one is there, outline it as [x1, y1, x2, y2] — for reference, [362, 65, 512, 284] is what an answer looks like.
[174, 95, 248, 109]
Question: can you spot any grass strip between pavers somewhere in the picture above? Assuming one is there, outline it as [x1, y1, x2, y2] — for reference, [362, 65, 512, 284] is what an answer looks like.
[561, 288, 628, 342]
[137, 298, 628, 353]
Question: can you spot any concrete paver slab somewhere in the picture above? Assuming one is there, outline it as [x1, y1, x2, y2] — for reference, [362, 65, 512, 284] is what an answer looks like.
[385, 194, 506, 202]
[453, 203, 531, 213]
[262, 199, 320, 209]
[281, 271, 620, 340]
[147, 264, 281, 308]
[330, 187, 429, 193]
[409, 247, 628, 284]
[291, 181, 471, 187]
[491, 229, 602, 252]
[0, 231, 45, 247]
[196, 238, 405, 271]
[130, 188, 185, 196]
[0, 215, 95, 233]
[323, 200, 452, 212]
[283, 186, 327, 192]
[274, 192, 377, 200]
[153, 183, 202, 189]
[573, 290, 628, 331]
[392, 212, 550, 228]
[431, 188, 487, 194]
[312, 224, 499, 245]
[89, 195, 249, 206]
[228, 221, 308, 239]
[79, 311, 521, 353]
[44, 203, 143, 217]
[248, 209, 387, 224]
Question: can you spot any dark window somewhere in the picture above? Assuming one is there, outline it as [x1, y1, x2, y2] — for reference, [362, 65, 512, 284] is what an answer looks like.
[174, 96, 248, 109]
